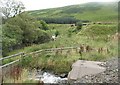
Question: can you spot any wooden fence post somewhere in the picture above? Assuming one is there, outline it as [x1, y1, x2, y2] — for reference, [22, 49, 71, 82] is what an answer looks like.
[0, 67, 2, 85]
[0, 55, 3, 84]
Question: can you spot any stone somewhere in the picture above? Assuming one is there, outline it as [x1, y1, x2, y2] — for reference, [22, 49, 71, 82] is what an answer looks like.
[60, 73, 68, 78]
[68, 60, 106, 80]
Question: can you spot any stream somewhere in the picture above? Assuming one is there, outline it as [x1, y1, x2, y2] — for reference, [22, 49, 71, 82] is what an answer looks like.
[28, 70, 68, 83]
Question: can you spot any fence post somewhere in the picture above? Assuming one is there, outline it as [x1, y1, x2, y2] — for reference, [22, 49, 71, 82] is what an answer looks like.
[18, 52, 24, 83]
[0, 67, 2, 84]
[0, 56, 3, 84]
[20, 52, 24, 67]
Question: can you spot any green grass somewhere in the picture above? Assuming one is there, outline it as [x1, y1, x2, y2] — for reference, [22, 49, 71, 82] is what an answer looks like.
[6, 23, 118, 75]
[23, 80, 39, 83]
[28, 2, 118, 22]
[8, 23, 118, 55]
[3, 22, 118, 84]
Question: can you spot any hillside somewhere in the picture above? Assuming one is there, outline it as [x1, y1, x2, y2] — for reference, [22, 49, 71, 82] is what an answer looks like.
[28, 2, 118, 22]
[2, 1, 119, 84]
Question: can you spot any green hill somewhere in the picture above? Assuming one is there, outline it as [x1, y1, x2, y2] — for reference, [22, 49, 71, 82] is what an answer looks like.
[28, 2, 118, 22]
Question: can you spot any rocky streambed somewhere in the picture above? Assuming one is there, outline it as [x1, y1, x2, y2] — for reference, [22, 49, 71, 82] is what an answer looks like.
[28, 57, 119, 84]
[28, 70, 68, 84]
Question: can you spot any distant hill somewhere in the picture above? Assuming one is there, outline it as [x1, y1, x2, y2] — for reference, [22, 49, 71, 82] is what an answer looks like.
[28, 2, 118, 22]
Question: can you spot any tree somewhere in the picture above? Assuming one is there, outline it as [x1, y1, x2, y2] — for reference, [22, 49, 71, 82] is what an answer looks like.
[39, 20, 49, 30]
[6, 13, 38, 45]
[76, 21, 82, 30]
[55, 30, 60, 37]
[2, 12, 51, 56]
[3, 23, 23, 42]
[37, 17, 79, 24]
[2, 23, 23, 56]
[1, 0, 25, 18]
[5, 12, 50, 46]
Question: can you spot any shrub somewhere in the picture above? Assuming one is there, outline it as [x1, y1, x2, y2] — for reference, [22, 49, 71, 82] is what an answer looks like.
[76, 21, 83, 31]
[2, 12, 50, 56]
[54, 30, 60, 37]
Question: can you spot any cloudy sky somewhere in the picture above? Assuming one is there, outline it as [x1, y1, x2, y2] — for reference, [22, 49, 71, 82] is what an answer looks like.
[20, 0, 118, 11]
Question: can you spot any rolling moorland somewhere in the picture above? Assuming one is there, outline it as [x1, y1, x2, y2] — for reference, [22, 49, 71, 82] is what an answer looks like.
[2, 2, 119, 83]
[28, 2, 118, 21]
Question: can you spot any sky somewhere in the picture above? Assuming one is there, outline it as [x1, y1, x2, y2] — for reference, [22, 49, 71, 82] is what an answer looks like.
[20, 0, 118, 11]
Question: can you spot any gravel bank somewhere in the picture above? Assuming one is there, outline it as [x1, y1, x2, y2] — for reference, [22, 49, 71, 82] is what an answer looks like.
[73, 57, 119, 83]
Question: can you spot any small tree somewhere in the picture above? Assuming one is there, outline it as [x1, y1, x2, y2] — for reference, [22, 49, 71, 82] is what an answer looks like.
[1, 0, 25, 18]
[76, 21, 82, 31]
[40, 20, 49, 31]
[55, 30, 60, 37]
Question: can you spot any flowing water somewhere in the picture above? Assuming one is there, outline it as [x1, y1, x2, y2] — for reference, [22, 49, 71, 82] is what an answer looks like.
[36, 72, 67, 83]
[28, 70, 68, 83]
